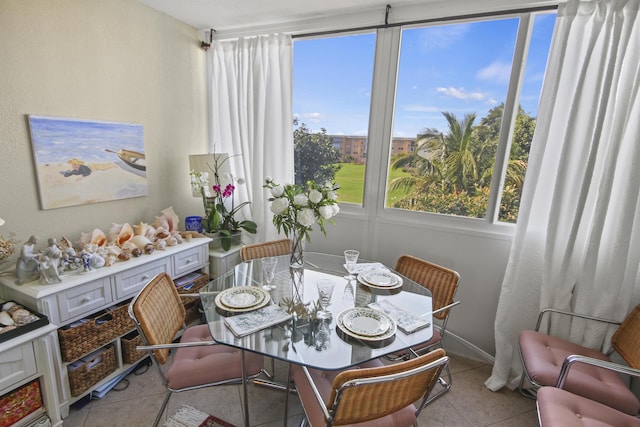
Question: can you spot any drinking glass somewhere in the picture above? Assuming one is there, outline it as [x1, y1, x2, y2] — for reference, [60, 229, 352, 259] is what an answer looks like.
[261, 257, 278, 291]
[344, 250, 360, 280]
[316, 279, 335, 319]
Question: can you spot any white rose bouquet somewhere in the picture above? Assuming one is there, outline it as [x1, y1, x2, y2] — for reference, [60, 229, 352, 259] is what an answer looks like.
[264, 178, 340, 260]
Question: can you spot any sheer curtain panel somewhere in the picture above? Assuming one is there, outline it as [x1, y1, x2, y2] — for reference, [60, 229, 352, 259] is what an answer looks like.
[207, 33, 294, 243]
[486, 0, 640, 391]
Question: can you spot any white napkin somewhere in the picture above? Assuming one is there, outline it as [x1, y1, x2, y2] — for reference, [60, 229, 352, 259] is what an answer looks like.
[224, 304, 291, 337]
[344, 262, 388, 274]
[368, 300, 430, 334]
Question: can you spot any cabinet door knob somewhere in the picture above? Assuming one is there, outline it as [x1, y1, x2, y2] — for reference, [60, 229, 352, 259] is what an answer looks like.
[80, 296, 91, 304]
[185, 259, 192, 264]
[141, 274, 149, 281]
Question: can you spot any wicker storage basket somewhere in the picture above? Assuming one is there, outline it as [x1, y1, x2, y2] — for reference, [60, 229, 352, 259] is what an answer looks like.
[59, 301, 134, 362]
[175, 273, 209, 306]
[68, 345, 116, 397]
[121, 331, 147, 365]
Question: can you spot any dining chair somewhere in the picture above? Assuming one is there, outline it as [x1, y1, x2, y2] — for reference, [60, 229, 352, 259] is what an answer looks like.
[537, 386, 640, 426]
[386, 255, 460, 403]
[519, 304, 640, 415]
[239, 238, 291, 379]
[292, 348, 449, 427]
[240, 238, 291, 262]
[128, 272, 264, 427]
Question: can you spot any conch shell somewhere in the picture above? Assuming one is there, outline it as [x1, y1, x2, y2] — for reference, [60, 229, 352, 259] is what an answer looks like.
[79, 229, 106, 248]
[131, 235, 152, 250]
[118, 223, 134, 246]
[133, 222, 156, 240]
[153, 207, 179, 234]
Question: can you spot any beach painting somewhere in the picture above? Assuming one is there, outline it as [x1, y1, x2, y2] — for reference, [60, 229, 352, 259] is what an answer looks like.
[28, 115, 148, 210]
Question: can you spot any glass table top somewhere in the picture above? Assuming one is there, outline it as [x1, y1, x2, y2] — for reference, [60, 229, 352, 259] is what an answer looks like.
[200, 252, 433, 371]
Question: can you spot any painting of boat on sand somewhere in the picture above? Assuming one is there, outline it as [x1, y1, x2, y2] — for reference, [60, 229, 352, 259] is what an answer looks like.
[28, 115, 148, 210]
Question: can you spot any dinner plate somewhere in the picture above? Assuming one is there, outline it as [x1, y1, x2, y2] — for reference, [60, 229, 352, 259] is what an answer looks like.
[336, 308, 397, 342]
[342, 307, 391, 336]
[357, 270, 403, 290]
[215, 286, 270, 312]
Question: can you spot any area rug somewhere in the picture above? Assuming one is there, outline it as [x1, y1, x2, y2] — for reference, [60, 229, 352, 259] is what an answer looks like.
[165, 405, 237, 427]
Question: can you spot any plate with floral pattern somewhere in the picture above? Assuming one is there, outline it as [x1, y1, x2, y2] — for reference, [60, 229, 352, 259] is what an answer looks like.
[336, 308, 397, 341]
[215, 286, 270, 312]
[357, 270, 403, 290]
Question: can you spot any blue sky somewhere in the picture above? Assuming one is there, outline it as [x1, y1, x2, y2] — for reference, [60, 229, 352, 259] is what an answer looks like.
[294, 13, 556, 138]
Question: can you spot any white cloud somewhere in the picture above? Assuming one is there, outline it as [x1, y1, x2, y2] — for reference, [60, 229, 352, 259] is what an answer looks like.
[421, 24, 471, 51]
[477, 61, 512, 83]
[436, 86, 485, 101]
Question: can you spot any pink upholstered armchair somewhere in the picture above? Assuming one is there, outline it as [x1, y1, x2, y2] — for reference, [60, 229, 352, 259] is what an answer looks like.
[519, 304, 640, 416]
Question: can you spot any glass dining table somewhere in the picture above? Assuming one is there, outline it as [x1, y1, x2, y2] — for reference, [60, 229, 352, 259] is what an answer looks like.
[199, 252, 434, 427]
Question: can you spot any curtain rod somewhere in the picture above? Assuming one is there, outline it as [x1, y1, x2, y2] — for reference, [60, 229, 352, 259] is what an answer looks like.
[291, 4, 558, 39]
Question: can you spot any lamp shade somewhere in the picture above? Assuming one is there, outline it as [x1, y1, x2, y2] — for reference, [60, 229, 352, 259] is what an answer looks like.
[188, 153, 231, 198]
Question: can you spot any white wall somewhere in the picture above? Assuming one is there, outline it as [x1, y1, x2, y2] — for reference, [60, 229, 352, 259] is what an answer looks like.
[0, 0, 208, 248]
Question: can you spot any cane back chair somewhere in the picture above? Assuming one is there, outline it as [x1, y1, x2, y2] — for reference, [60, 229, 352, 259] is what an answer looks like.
[240, 238, 291, 262]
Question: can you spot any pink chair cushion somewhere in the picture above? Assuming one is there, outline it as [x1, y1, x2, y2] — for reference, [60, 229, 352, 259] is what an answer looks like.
[166, 324, 263, 390]
[537, 387, 640, 427]
[520, 330, 640, 415]
[292, 359, 418, 427]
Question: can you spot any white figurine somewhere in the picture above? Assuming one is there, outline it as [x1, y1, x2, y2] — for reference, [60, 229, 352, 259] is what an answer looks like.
[15, 235, 40, 284]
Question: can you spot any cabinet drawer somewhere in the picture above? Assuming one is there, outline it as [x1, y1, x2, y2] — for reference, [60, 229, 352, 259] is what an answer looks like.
[0, 341, 37, 393]
[56, 277, 113, 324]
[172, 246, 206, 277]
[114, 259, 170, 300]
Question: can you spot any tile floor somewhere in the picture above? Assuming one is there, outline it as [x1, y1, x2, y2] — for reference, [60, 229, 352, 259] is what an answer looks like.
[62, 350, 538, 427]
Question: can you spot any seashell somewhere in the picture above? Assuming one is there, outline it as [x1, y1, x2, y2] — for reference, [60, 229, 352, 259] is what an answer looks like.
[120, 241, 137, 253]
[90, 229, 107, 247]
[165, 236, 178, 247]
[161, 207, 180, 234]
[131, 247, 142, 257]
[144, 243, 154, 254]
[155, 239, 166, 251]
[174, 233, 183, 244]
[105, 244, 122, 256]
[0, 311, 14, 326]
[84, 243, 99, 254]
[117, 223, 134, 246]
[133, 222, 147, 236]
[131, 235, 152, 249]
[78, 232, 91, 248]
[153, 215, 169, 232]
[105, 255, 117, 266]
[118, 252, 130, 261]
[2, 302, 16, 312]
[60, 235, 74, 250]
[108, 223, 122, 243]
[154, 227, 170, 240]
[0, 325, 16, 334]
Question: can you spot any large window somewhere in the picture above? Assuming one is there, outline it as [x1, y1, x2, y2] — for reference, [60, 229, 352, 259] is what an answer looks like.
[293, 33, 376, 204]
[293, 11, 556, 224]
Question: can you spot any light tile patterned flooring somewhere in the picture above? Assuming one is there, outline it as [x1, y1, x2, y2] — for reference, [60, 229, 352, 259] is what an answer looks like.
[62, 350, 538, 427]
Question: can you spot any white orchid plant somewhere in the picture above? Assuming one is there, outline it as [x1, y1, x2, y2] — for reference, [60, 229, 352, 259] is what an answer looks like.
[263, 177, 340, 243]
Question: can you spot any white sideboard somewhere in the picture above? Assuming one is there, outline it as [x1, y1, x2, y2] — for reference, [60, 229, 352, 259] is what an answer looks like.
[0, 324, 62, 427]
[0, 237, 211, 419]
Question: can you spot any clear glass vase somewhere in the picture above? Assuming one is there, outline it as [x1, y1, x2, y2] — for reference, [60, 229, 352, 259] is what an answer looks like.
[289, 228, 305, 268]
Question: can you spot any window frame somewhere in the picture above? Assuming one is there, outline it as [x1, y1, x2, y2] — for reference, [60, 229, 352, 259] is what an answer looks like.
[294, 10, 554, 237]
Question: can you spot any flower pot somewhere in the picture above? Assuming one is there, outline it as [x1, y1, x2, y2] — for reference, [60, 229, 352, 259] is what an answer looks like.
[204, 231, 242, 251]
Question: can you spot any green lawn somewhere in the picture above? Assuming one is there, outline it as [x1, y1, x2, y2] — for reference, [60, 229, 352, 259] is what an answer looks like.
[334, 163, 411, 205]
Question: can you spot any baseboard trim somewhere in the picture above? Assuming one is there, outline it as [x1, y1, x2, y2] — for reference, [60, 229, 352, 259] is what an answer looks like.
[443, 330, 495, 364]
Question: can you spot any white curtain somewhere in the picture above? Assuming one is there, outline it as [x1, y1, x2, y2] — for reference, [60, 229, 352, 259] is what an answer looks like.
[207, 33, 294, 243]
[485, 0, 640, 391]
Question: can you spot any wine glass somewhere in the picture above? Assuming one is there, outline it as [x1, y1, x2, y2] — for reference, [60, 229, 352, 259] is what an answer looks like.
[316, 279, 335, 319]
[261, 257, 278, 291]
[344, 250, 360, 280]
